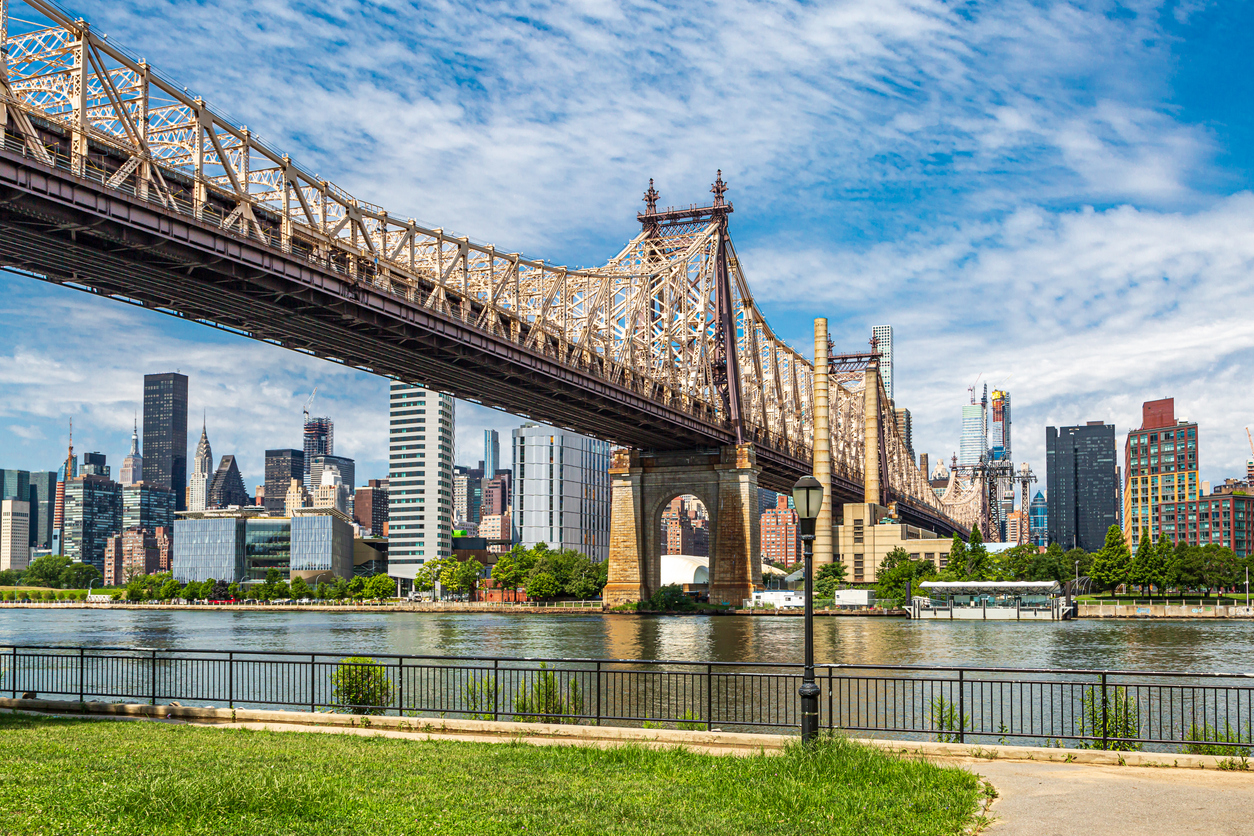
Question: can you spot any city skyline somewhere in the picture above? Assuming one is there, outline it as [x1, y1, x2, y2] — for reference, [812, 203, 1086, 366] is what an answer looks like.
[4, 1, 1254, 496]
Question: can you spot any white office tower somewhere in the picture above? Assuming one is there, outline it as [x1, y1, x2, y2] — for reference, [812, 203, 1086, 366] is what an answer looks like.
[452, 467, 470, 522]
[1, 499, 31, 572]
[512, 423, 611, 562]
[872, 324, 894, 402]
[387, 382, 455, 578]
[186, 420, 213, 512]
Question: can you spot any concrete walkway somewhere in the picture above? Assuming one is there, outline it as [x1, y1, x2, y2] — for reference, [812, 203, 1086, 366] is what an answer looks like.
[970, 759, 1254, 836]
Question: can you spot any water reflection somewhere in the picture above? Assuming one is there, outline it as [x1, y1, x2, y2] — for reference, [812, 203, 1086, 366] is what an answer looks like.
[0, 610, 1252, 673]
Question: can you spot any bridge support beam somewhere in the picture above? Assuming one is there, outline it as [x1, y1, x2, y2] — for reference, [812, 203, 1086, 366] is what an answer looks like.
[813, 318, 833, 566]
[603, 444, 761, 608]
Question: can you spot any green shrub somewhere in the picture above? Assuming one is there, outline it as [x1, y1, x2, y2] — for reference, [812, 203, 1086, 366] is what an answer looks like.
[1183, 722, 1251, 757]
[930, 694, 968, 743]
[462, 674, 499, 721]
[1076, 685, 1142, 750]
[677, 709, 705, 731]
[645, 584, 692, 612]
[330, 657, 392, 715]
[513, 662, 584, 724]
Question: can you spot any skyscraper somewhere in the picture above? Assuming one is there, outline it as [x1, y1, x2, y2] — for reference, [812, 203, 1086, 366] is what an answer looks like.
[512, 423, 610, 562]
[1123, 397, 1198, 545]
[958, 393, 987, 466]
[894, 407, 914, 463]
[122, 483, 176, 532]
[303, 417, 333, 487]
[264, 449, 305, 515]
[872, 325, 894, 402]
[63, 474, 122, 569]
[207, 455, 250, 508]
[119, 418, 143, 486]
[990, 390, 1011, 461]
[1028, 490, 1048, 547]
[27, 472, 56, 550]
[80, 452, 109, 478]
[484, 429, 500, 477]
[1046, 422, 1117, 551]
[309, 455, 355, 498]
[353, 479, 389, 536]
[0, 499, 30, 571]
[387, 382, 455, 578]
[187, 420, 213, 512]
[0, 470, 30, 504]
[142, 372, 189, 510]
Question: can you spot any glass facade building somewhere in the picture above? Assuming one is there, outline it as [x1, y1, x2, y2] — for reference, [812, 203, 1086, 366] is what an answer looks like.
[173, 517, 246, 582]
[142, 372, 189, 511]
[1028, 490, 1048, 547]
[63, 475, 122, 569]
[512, 423, 611, 562]
[264, 449, 305, 515]
[291, 514, 353, 581]
[243, 519, 291, 581]
[1046, 422, 1117, 552]
[27, 471, 56, 549]
[123, 483, 175, 532]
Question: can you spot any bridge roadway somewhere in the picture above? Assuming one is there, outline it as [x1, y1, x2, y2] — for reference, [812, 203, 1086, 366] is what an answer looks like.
[0, 142, 962, 537]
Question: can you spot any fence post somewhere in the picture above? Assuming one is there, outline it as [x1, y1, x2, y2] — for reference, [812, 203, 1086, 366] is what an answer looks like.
[310, 655, 316, 713]
[1100, 673, 1109, 750]
[78, 648, 84, 703]
[957, 669, 965, 744]
[493, 659, 500, 722]
[150, 650, 157, 706]
[595, 661, 602, 727]
[11, 646, 16, 698]
[396, 658, 403, 717]
[827, 667, 833, 731]
[228, 652, 234, 709]
[705, 664, 713, 731]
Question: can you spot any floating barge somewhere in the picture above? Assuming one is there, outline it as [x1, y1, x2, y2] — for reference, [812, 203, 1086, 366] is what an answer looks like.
[909, 581, 1074, 621]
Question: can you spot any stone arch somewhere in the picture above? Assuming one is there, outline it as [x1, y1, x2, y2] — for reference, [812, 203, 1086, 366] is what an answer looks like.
[603, 444, 760, 607]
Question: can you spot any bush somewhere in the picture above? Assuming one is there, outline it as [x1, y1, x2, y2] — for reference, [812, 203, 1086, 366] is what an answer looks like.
[1184, 722, 1251, 757]
[1077, 685, 1142, 750]
[644, 584, 692, 612]
[331, 657, 393, 715]
[513, 662, 584, 724]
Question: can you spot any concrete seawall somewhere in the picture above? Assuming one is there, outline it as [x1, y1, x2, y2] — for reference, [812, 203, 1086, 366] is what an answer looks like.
[1079, 602, 1254, 619]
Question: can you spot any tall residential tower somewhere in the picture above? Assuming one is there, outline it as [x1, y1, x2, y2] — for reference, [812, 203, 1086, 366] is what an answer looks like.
[387, 383, 455, 579]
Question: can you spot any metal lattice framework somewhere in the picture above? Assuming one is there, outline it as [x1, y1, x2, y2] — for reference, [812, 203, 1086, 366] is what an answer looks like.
[0, 0, 977, 531]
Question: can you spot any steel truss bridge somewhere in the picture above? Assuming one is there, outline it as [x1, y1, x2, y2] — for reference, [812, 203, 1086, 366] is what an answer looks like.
[0, 0, 981, 535]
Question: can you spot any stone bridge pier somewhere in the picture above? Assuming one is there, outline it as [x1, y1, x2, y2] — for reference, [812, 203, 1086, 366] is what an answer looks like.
[603, 444, 761, 607]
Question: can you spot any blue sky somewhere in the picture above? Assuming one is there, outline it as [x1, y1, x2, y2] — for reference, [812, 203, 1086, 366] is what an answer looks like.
[3, 0, 1254, 495]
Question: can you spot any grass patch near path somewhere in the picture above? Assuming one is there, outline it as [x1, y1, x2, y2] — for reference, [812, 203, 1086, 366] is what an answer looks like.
[0, 713, 980, 836]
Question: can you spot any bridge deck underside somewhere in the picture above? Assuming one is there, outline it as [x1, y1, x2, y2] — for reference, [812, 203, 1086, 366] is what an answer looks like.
[0, 147, 962, 536]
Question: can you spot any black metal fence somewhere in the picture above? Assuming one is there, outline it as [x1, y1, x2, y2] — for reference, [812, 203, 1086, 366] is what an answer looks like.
[2, 645, 1251, 753]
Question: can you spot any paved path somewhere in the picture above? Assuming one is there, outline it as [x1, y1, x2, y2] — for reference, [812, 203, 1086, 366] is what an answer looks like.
[971, 759, 1254, 835]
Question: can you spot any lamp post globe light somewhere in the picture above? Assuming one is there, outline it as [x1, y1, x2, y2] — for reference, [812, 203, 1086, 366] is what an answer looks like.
[792, 475, 823, 744]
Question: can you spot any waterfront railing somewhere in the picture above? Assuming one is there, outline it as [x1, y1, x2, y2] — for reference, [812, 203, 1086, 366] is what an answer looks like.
[2, 645, 1251, 753]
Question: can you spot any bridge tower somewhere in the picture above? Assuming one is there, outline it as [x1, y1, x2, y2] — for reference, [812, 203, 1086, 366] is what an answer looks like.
[602, 176, 761, 607]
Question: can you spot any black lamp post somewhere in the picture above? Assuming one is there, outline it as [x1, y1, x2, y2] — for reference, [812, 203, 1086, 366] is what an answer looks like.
[792, 474, 823, 744]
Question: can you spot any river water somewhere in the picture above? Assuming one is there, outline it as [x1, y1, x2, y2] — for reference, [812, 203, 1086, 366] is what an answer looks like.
[2, 609, 1252, 673]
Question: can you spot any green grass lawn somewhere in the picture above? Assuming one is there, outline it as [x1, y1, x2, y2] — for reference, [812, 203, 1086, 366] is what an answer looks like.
[0, 713, 982, 836]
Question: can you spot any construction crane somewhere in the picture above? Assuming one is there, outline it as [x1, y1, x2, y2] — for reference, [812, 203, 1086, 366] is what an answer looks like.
[1246, 427, 1253, 457]
[303, 386, 318, 425]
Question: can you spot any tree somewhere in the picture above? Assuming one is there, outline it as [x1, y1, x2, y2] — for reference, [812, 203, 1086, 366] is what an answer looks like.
[60, 562, 101, 590]
[125, 575, 152, 601]
[364, 574, 394, 600]
[157, 578, 182, 601]
[290, 576, 311, 600]
[272, 581, 291, 600]
[0, 569, 20, 587]
[875, 549, 936, 603]
[182, 580, 203, 600]
[1129, 533, 1154, 594]
[1065, 547, 1093, 582]
[525, 570, 561, 600]
[227, 582, 242, 601]
[347, 576, 366, 596]
[24, 555, 71, 588]
[1200, 544, 1241, 595]
[315, 582, 330, 600]
[963, 524, 992, 580]
[1156, 536, 1179, 591]
[565, 559, 608, 600]
[813, 561, 848, 600]
[1089, 526, 1132, 592]
[491, 545, 536, 590]
[441, 557, 482, 595]
[943, 534, 967, 580]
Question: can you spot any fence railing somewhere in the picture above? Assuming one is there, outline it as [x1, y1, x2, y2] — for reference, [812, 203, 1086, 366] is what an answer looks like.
[1, 645, 1251, 753]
